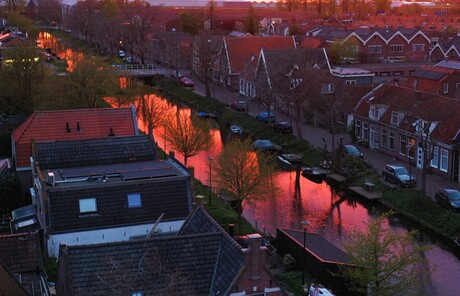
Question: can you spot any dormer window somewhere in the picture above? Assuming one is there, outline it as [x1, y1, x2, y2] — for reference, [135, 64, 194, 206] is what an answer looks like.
[79, 198, 97, 214]
[370, 106, 379, 120]
[391, 112, 401, 126]
[443, 83, 449, 93]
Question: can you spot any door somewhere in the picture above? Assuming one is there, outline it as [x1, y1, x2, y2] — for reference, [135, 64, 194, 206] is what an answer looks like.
[370, 125, 376, 149]
[417, 144, 423, 169]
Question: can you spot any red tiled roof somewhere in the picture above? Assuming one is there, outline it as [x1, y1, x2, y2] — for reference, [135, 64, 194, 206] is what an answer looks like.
[12, 107, 137, 168]
[300, 37, 325, 49]
[355, 84, 460, 144]
[225, 36, 296, 74]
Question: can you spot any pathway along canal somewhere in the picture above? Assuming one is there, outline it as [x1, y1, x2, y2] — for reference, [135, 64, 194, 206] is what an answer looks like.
[39, 30, 460, 295]
[144, 96, 460, 296]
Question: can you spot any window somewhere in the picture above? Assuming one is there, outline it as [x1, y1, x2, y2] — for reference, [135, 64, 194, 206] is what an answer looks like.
[363, 122, 369, 140]
[456, 83, 460, 89]
[128, 193, 142, 208]
[321, 83, 334, 94]
[389, 132, 395, 150]
[440, 149, 448, 172]
[431, 146, 439, 168]
[400, 135, 407, 155]
[390, 44, 404, 52]
[351, 46, 359, 53]
[355, 120, 361, 138]
[345, 80, 356, 85]
[443, 83, 449, 93]
[131, 292, 143, 296]
[17, 218, 35, 229]
[391, 112, 400, 125]
[370, 106, 379, 120]
[79, 198, 97, 214]
[412, 44, 425, 52]
[381, 129, 387, 148]
[369, 45, 382, 53]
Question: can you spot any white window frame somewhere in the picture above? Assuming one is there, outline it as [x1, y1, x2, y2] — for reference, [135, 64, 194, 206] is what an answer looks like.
[363, 122, 369, 140]
[79, 198, 97, 214]
[400, 135, 407, 156]
[381, 129, 387, 148]
[412, 44, 425, 52]
[390, 44, 403, 52]
[370, 106, 379, 120]
[389, 132, 395, 150]
[431, 146, 439, 168]
[443, 83, 449, 93]
[355, 120, 361, 138]
[391, 113, 399, 125]
[440, 149, 448, 172]
[369, 45, 382, 53]
[128, 193, 142, 208]
[17, 218, 35, 229]
[345, 80, 356, 85]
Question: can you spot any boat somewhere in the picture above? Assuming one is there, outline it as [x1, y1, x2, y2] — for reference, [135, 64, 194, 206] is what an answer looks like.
[301, 166, 329, 179]
[277, 153, 303, 166]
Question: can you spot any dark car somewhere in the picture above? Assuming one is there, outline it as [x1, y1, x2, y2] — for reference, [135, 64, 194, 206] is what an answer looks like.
[342, 144, 363, 158]
[381, 164, 416, 187]
[435, 188, 460, 212]
[252, 139, 281, 153]
[273, 121, 293, 134]
[230, 100, 248, 111]
[179, 77, 194, 87]
[255, 112, 276, 123]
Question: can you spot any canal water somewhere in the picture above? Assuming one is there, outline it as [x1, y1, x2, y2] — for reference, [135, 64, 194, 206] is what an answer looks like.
[39, 31, 460, 295]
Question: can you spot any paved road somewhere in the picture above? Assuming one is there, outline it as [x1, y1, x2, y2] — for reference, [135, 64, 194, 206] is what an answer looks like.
[154, 65, 458, 200]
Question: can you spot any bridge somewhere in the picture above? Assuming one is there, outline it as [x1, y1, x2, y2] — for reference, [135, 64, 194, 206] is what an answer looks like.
[112, 64, 167, 77]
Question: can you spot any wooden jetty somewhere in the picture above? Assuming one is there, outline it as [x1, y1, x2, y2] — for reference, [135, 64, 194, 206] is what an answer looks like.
[326, 173, 347, 183]
[348, 186, 382, 200]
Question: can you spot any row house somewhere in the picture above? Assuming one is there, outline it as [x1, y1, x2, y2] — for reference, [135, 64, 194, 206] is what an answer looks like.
[353, 84, 460, 182]
[309, 26, 431, 63]
[216, 35, 297, 92]
[429, 36, 460, 62]
[407, 63, 460, 98]
[150, 31, 193, 70]
[30, 135, 192, 257]
[56, 206, 284, 296]
[11, 107, 138, 201]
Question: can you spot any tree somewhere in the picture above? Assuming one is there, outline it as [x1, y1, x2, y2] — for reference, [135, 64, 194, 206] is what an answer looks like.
[135, 93, 172, 144]
[163, 111, 214, 166]
[207, 0, 216, 31]
[339, 211, 431, 296]
[212, 139, 278, 233]
[0, 172, 21, 215]
[179, 12, 203, 36]
[61, 56, 118, 108]
[37, 0, 63, 29]
[414, 119, 437, 196]
[328, 38, 360, 64]
[194, 34, 220, 98]
[288, 24, 302, 36]
[375, 0, 390, 12]
[243, 5, 259, 35]
[0, 41, 48, 116]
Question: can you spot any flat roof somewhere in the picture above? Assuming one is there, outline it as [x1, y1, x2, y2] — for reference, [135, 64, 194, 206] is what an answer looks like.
[42, 159, 187, 189]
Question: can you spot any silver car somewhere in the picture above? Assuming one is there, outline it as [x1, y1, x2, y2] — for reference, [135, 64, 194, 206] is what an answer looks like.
[382, 164, 416, 187]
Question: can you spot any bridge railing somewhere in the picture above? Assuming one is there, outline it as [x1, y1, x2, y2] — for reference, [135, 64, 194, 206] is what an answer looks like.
[112, 64, 166, 76]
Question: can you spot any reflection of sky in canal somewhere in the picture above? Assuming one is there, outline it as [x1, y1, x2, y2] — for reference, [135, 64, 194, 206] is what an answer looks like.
[120, 94, 460, 296]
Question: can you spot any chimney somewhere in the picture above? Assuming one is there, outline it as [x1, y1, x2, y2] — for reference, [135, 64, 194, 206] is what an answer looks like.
[46, 171, 55, 186]
[243, 233, 267, 280]
[193, 195, 204, 210]
[228, 224, 235, 237]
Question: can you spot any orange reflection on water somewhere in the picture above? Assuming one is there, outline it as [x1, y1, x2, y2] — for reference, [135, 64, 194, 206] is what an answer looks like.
[36, 32, 83, 72]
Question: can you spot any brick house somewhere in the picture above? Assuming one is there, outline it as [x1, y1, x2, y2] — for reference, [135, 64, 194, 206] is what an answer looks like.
[56, 206, 284, 296]
[353, 84, 460, 182]
[11, 107, 138, 201]
[429, 37, 460, 63]
[31, 135, 192, 257]
[216, 35, 297, 92]
[407, 64, 460, 98]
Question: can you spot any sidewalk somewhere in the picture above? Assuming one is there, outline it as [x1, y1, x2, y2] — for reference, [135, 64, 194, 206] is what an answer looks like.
[186, 76, 459, 199]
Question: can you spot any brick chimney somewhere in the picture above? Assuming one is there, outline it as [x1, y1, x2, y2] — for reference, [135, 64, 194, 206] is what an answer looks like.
[243, 233, 267, 280]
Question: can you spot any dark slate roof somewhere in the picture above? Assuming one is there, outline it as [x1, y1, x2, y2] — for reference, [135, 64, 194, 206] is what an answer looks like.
[0, 262, 29, 296]
[48, 173, 190, 233]
[59, 230, 244, 295]
[411, 69, 446, 80]
[0, 232, 43, 273]
[34, 135, 156, 169]
[280, 228, 350, 264]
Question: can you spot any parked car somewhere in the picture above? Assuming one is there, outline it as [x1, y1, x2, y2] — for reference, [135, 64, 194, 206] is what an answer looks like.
[342, 144, 363, 158]
[118, 50, 126, 58]
[273, 121, 293, 134]
[255, 112, 276, 123]
[435, 188, 460, 212]
[230, 123, 244, 134]
[179, 77, 194, 87]
[381, 164, 416, 187]
[230, 100, 248, 111]
[253, 139, 281, 153]
[124, 56, 140, 64]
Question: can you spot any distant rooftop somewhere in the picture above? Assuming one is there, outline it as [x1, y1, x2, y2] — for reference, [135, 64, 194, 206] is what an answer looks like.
[435, 60, 460, 70]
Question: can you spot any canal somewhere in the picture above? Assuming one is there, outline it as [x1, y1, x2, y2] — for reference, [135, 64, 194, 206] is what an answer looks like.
[39, 31, 460, 295]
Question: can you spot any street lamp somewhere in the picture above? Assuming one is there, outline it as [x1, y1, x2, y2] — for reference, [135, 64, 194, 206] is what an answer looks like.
[301, 220, 310, 287]
[208, 157, 214, 204]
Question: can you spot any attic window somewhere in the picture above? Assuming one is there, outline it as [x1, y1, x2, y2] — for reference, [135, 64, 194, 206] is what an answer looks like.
[370, 106, 379, 120]
[16, 218, 35, 229]
[128, 193, 142, 208]
[391, 112, 400, 126]
[79, 198, 97, 214]
[443, 83, 448, 93]
[131, 292, 143, 296]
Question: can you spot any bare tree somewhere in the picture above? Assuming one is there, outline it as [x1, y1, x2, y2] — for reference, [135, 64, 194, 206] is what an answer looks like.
[163, 111, 214, 166]
[212, 138, 279, 233]
[67, 0, 102, 42]
[135, 93, 173, 144]
[193, 34, 220, 98]
[414, 119, 438, 196]
[36, 0, 63, 28]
